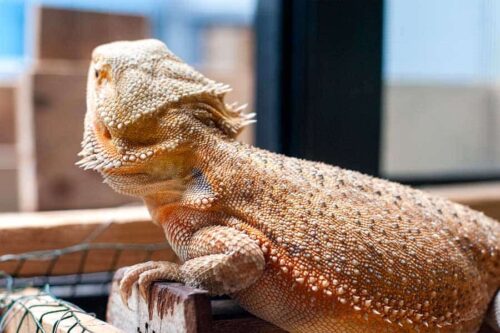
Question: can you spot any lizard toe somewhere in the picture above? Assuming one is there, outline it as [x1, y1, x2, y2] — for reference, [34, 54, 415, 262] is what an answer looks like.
[119, 261, 164, 307]
[137, 263, 181, 302]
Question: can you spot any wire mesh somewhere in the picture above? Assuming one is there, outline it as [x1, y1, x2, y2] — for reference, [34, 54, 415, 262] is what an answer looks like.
[0, 283, 96, 333]
[0, 220, 169, 294]
[0, 219, 171, 332]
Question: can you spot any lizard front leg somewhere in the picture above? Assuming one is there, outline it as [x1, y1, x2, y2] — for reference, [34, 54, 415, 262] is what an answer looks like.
[120, 225, 265, 305]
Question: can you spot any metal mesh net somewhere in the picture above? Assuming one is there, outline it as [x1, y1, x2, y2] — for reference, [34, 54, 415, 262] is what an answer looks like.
[0, 220, 170, 332]
[0, 283, 96, 333]
[0, 220, 169, 295]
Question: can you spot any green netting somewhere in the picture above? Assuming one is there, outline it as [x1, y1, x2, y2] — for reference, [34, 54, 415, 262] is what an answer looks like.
[0, 220, 171, 332]
[0, 220, 169, 289]
[0, 278, 96, 333]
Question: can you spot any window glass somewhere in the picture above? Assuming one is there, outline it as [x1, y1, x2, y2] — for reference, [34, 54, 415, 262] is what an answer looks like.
[382, 0, 500, 179]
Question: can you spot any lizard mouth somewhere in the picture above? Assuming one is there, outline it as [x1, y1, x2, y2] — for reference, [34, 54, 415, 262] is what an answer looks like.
[77, 117, 120, 172]
[78, 121, 181, 197]
[77, 115, 162, 177]
[78, 118, 134, 174]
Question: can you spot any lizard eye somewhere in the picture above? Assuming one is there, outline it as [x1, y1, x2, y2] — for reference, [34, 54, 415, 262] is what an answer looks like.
[94, 65, 111, 84]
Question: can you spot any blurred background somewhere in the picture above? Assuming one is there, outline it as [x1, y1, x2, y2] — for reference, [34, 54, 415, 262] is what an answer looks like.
[0, 0, 500, 213]
[0, 0, 255, 212]
[1, 1, 500, 328]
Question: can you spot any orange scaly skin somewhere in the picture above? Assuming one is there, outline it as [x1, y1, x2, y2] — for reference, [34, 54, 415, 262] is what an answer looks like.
[79, 39, 500, 332]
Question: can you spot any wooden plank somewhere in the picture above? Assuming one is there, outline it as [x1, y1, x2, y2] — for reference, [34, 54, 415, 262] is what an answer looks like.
[0, 169, 18, 212]
[108, 268, 285, 333]
[0, 288, 124, 332]
[108, 268, 212, 333]
[36, 6, 150, 61]
[0, 83, 16, 144]
[3, 180, 498, 274]
[15, 73, 37, 212]
[0, 144, 17, 170]
[0, 82, 18, 213]
[423, 182, 500, 220]
[108, 271, 491, 333]
[423, 181, 500, 205]
[0, 206, 177, 277]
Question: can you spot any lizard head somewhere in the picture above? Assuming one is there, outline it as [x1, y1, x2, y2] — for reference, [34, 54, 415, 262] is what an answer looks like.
[77, 39, 254, 196]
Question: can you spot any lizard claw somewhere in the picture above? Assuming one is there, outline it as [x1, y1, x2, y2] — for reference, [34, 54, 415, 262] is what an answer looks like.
[119, 261, 181, 307]
[119, 261, 159, 308]
[138, 267, 171, 301]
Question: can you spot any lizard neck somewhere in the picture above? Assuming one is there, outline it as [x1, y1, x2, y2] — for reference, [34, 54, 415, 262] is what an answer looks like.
[141, 152, 193, 220]
[141, 133, 233, 224]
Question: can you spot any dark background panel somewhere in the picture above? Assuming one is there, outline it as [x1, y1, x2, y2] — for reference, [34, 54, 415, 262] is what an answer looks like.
[256, 0, 384, 176]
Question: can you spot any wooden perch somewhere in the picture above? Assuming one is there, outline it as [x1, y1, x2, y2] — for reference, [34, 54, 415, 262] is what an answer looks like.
[0, 288, 123, 332]
[107, 270, 496, 333]
[0, 206, 177, 277]
[0, 182, 497, 276]
[0, 181, 496, 273]
[107, 268, 286, 333]
[424, 181, 500, 220]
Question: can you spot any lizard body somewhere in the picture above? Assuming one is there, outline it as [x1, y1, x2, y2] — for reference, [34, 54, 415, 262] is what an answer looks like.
[79, 39, 500, 332]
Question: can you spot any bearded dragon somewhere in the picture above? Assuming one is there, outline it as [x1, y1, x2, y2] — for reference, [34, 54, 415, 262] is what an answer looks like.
[78, 39, 500, 333]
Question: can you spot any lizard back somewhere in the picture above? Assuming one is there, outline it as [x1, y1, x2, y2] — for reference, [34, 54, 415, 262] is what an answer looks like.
[212, 142, 500, 332]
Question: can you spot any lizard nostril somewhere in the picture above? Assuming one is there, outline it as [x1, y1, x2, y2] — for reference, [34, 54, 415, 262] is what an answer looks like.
[95, 119, 113, 141]
[102, 125, 112, 140]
